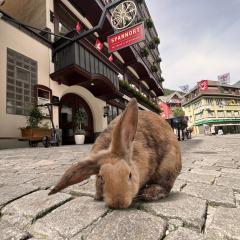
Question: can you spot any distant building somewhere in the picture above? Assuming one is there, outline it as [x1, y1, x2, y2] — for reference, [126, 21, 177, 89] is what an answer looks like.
[182, 80, 240, 135]
[158, 92, 183, 119]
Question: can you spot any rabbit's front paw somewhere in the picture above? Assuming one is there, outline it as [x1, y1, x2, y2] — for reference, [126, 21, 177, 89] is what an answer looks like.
[140, 184, 168, 201]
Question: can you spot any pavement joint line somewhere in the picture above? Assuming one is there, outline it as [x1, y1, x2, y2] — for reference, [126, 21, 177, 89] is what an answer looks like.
[31, 196, 74, 225]
[71, 208, 113, 239]
[0, 188, 40, 211]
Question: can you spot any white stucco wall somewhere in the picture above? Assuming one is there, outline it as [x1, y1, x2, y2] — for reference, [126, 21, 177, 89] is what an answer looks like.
[0, 19, 51, 138]
[50, 82, 108, 133]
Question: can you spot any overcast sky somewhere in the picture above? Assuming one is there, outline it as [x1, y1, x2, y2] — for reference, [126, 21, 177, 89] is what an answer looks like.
[146, 0, 240, 90]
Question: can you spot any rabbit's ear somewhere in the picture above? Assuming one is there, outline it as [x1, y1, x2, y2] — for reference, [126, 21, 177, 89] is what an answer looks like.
[48, 152, 106, 195]
[111, 98, 138, 156]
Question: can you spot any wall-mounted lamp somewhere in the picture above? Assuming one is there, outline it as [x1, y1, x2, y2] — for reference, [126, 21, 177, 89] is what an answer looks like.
[103, 106, 110, 118]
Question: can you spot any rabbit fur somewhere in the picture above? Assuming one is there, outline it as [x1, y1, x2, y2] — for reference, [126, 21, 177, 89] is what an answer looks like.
[49, 98, 182, 209]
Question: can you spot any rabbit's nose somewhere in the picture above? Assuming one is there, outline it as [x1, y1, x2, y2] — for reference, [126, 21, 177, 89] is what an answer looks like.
[107, 199, 131, 209]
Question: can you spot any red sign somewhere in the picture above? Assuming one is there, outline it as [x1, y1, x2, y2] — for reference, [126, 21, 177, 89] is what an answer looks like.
[75, 22, 81, 33]
[95, 39, 103, 51]
[108, 22, 145, 53]
[198, 80, 208, 91]
[159, 102, 172, 119]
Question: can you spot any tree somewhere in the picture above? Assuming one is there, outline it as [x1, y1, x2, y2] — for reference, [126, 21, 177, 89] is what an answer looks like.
[173, 108, 185, 117]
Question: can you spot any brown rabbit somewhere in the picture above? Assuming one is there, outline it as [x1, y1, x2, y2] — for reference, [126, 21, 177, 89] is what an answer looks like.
[49, 98, 181, 209]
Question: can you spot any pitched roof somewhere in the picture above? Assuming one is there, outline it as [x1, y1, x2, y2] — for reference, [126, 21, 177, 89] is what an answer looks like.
[158, 91, 183, 103]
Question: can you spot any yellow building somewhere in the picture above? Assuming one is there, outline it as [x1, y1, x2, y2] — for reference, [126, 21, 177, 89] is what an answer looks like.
[182, 80, 240, 135]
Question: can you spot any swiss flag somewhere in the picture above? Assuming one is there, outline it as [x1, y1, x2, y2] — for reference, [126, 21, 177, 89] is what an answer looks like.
[75, 22, 81, 33]
[95, 39, 103, 51]
[198, 80, 208, 91]
[108, 54, 113, 62]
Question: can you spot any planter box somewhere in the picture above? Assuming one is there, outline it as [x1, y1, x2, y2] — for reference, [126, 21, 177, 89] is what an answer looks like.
[20, 128, 51, 140]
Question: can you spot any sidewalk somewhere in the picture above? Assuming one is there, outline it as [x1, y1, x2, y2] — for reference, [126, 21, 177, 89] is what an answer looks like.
[0, 135, 240, 239]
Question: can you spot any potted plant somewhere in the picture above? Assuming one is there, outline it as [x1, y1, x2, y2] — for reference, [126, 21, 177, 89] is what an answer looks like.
[151, 65, 158, 72]
[20, 106, 51, 141]
[74, 108, 87, 145]
[140, 47, 149, 57]
[154, 37, 160, 45]
[145, 19, 153, 28]
[148, 41, 156, 49]
[156, 57, 162, 63]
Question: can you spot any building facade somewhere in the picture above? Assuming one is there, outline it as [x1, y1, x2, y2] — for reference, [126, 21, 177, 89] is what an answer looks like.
[0, 0, 164, 146]
[182, 81, 240, 135]
[158, 92, 182, 119]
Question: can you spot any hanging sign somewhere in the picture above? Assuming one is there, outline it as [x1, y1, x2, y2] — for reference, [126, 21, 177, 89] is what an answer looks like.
[108, 22, 145, 52]
[111, 1, 137, 30]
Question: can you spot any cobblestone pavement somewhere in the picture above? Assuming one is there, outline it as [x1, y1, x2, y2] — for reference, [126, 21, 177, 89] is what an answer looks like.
[0, 135, 240, 240]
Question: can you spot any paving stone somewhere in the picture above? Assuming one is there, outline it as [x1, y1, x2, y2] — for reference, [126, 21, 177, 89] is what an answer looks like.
[190, 168, 221, 177]
[183, 182, 235, 207]
[221, 168, 240, 175]
[1, 190, 72, 229]
[82, 210, 167, 240]
[206, 207, 240, 240]
[63, 177, 96, 197]
[214, 160, 238, 169]
[177, 172, 215, 184]
[205, 206, 217, 230]
[26, 174, 61, 189]
[194, 159, 217, 167]
[216, 176, 240, 193]
[0, 174, 38, 186]
[0, 221, 30, 240]
[171, 179, 187, 192]
[31, 196, 108, 239]
[0, 184, 38, 209]
[180, 167, 190, 173]
[200, 166, 222, 171]
[165, 227, 204, 240]
[235, 193, 240, 207]
[221, 171, 240, 179]
[168, 219, 184, 232]
[140, 192, 207, 232]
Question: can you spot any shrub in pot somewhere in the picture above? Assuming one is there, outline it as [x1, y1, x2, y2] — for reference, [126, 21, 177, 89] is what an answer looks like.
[20, 105, 51, 139]
[74, 108, 87, 145]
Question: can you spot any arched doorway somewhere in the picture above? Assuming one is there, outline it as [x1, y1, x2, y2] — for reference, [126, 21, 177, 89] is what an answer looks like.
[59, 93, 94, 144]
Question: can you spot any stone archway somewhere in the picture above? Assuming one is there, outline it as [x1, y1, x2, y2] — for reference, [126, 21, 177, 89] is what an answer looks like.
[59, 93, 94, 144]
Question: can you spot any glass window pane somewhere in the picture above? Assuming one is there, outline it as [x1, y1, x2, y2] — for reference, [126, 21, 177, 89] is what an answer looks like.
[6, 48, 37, 115]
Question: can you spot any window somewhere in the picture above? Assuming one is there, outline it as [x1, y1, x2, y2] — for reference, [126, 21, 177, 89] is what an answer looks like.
[226, 111, 233, 118]
[195, 112, 203, 120]
[218, 111, 225, 118]
[206, 98, 214, 106]
[107, 104, 124, 124]
[234, 111, 239, 117]
[207, 111, 215, 118]
[6, 48, 37, 115]
[59, 21, 69, 36]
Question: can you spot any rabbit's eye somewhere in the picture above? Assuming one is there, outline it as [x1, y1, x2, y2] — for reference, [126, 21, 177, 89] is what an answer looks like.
[129, 172, 132, 180]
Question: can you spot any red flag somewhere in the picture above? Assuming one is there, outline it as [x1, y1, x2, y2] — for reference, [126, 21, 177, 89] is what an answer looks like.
[108, 54, 113, 62]
[198, 80, 208, 91]
[76, 22, 81, 33]
[95, 39, 103, 51]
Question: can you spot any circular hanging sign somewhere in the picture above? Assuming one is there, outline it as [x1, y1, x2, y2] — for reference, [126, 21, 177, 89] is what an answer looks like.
[111, 1, 137, 30]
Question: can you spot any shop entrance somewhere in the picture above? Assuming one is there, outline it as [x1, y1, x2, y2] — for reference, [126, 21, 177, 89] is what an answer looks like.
[59, 93, 94, 144]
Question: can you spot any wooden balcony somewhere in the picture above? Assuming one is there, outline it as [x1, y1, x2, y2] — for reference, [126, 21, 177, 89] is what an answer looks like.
[50, 38, 122, 100]
[119, 46, 163, 96]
